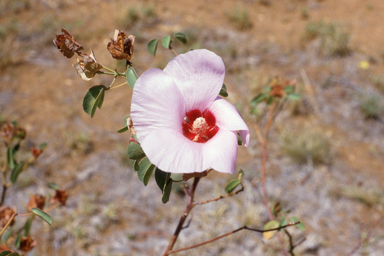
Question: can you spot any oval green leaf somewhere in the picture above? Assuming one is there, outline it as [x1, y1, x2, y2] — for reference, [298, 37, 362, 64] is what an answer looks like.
[10, 162, 24, 184]
[155, 168, 170, 191]
[15, 234, 21, 248]
[7, 147, 15, 169]
[39, 142, 47, 150]
[137, 157, 153, 185]
[127, 142, 145, 160]
[48, 182, 60, 190]
[283, 85, 295, 93]
[225, 179, 241, 194]
[162, 178, 173, 204]
[24, 216, 33, 236]
[290, 216, 305, 231]
[0, 251, 13, 256]
[287, 93, 301, 100]
[32, 208, 52, 225]
[251, 93, 267, 106]
[174, 32, 187, 44]
[147, 39, 158, 56]
[279, 218, 287, 228]
[126, 67, 138, 90]
[161, 35, 171, 49]
[117, 127, 128, 133]
[263, 220, 279, 240]
[2, 230, 11, 244]
[82, 85, 106, 118]
[219, 84, 228, 97]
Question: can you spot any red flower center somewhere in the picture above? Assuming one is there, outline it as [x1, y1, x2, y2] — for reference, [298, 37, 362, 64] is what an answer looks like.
[182, 109, 219, 143]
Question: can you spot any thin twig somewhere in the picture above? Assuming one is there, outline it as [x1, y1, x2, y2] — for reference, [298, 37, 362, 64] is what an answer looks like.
[344, 212, 384, 256]
[161, 178, 200, 256]
[0, 212, 17, 236]
[194, 184, 244, 206]
[167, 222, 300, 255]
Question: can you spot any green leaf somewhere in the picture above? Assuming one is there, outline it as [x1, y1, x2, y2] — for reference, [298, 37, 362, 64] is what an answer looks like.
[0, 251, 13, 256]
[117, 115, 131, 133]
[32, 208, 52, 225]
[133, 159, 140, 171]
[39, 142, 47, 150]
[284, 85, 295, 94]
[82, 85, 106, 118]
[219, 84, 228, 97]
[137, 157, 154, 185]
[263, 220, 279, 240]
[161, 35, 171, 49]
[155, 168, 171, 191]
[2, 229, 11, 244]
[286, 93, 301, 100]
[279, 218, 287, 229]
[290, 216, 305, 231]
[15, 233, 21, 248]
[24, 216, 33, 236]
[147, 39, 158, 56]
[7, 253, 20, 256]
[10, 162, 23, 184]
[224, 179, 241, 194]
[127, 142, 146, 160]
[251, 93, 267, 105]
[126, 67, 138, 90]
[162, 179, 173, 204]
[237, 169, 244, 180]
[7, 147, 15, 169]
[48, 182, 60, 190]
[237, 133, 242, 146]
[174, 32, 187, 44]
[266, 96, 275, 105]
[117, 127, 128, 133]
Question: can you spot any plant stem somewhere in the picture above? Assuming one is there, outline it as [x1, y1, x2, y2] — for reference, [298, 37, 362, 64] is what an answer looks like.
[167, 222, 300, 255]
[161, 177, 200, 256]
[0, 212, 17, 236]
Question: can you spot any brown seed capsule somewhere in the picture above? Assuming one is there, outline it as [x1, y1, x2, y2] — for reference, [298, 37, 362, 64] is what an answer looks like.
[107, 30, 135, 61]
[0, 206, 16, 228]
[30, 147, 43, 159]
[27, 194, 46, 211]
[73, 50, 103, 80]
[51, 189, 68, 206]
[182, 170, 209, 181]
[20, 236, 36, 252]
[53, 28, 83, 58]
[0, 123, 15, 144]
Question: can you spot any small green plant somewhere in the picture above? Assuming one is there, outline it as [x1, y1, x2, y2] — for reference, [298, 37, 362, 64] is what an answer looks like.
[279, 129, 331, 165]
[358, 92, 384, 119]
[303, 20, 351, 57]
[227, 5, 252, 31]
[369, 73, 384, 93]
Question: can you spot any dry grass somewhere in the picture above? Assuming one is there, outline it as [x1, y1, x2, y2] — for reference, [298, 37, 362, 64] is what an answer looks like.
[279, 129, 331, 165]
[303, 20, 351, 57]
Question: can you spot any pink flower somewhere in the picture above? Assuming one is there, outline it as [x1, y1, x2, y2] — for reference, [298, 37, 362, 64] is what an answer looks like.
[131, 49, 249, 174]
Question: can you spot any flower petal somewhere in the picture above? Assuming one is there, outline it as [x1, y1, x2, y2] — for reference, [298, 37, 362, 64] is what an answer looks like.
[208, 97, 250, 147]
[163, 49, 225, 112]
[203, 129, 238, 174]
[131, 68, 185, 141]
[140, 129, 204, 173]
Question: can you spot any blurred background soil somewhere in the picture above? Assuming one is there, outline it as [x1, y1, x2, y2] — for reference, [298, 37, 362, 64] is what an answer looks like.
[0, 0, 384, 255]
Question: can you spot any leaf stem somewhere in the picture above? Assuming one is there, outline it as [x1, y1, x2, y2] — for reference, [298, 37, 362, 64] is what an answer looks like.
[109, 82, 128, 90]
